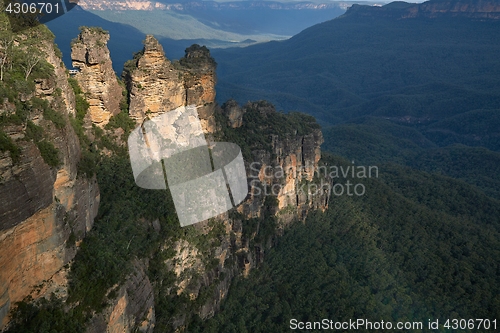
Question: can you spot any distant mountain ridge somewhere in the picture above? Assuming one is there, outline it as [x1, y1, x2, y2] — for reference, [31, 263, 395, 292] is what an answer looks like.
[78, 0, 346, 37]
[79, 0, 347, 11]
[212, 0, 500, 125]
[211, 0, 500, 200]
[346, 0, 500, 19]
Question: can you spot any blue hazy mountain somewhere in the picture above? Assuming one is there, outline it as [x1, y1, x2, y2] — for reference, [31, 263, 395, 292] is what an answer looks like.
[47, 7, 240, 72]
[211, 0, 500, 199]
[157, 0, 347, 36]
[212, 0, 500, 126]
[47, 1, 346, 73]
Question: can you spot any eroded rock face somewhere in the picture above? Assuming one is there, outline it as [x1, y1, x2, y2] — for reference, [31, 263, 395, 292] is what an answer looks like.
[71, 27, 122, 127]
[182, 44, 217, 133]
[157, 103, 330, 331]
[0, 36, 100, 328]
[222, 99, 244, 128]
[126, 35, 186, 122]
[0, 30, 329, 332]
[240, 129, 327, 220]
[0, 141, 55, 231]
[124, 36, 217, 133]
[85, 261, 155, 333]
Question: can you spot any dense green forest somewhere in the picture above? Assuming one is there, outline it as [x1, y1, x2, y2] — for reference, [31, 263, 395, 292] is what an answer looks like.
[190, 4, 500, 330]
[192, 155, 500, 332]
[322, 116, 500, 200]
[212, 2, 500, 208]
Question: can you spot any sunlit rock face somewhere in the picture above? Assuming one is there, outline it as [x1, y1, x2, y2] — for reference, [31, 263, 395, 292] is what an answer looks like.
[71, 27, 122, 127]
[126, 35, 186, 123]
[85, 260, 155, 333]
[233, 104, 327, 225]
[124, 35, 217, 134]
[157, 101, 330, 331]
[0, 39, 100, 328]
[0, 26, 328, 331]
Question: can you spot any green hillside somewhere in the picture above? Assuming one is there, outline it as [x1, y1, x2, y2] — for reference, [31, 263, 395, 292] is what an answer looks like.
[187, 2, 500, 331]
[191, 155, 500, 332]
[213, 13, 500, 126]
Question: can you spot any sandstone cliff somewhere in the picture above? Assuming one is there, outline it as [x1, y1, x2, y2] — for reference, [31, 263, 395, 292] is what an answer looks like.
[149, 100, 330, 331]
[0, 27, 99, 328]
[79, 98, 329, 332]
[85, 260, 155, 333]
[71, 27, 122, 127]
[123, 35, 217, 133]
[74, 36, 328, 331]
[1, 28, 330, 332]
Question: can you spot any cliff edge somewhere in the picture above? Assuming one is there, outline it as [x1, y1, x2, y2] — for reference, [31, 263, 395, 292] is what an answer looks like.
[0, 22, 99, 327]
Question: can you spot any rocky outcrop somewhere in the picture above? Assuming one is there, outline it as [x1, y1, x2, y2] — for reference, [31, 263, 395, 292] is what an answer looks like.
[86, 261, 155, 333]
[124, 36, 217, 133]
[0, 140, 55, 231]
[222, 100, 245, 128]
[220, 101, 328, 220]
[182, 44, 217, 132]
[0, 32, 100, 328]
[125, 35, 186, 122]
[154, 101, 330, 331]
[346, 0, 500, 20]
[0, 28, 329, 331]
[71, 27, 122, 127]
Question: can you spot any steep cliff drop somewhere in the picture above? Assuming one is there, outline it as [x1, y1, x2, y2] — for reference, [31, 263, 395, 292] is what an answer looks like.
[0, 26, 100, 327]
[1, 28, 330, 332]
[77, 35, 330, 331]
[71, 27, 122, 128]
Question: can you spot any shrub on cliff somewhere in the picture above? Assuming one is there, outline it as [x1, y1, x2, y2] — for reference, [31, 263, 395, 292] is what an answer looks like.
[0, 130, 20, 162]
[179, 44, 217, 69]
[36, 140, 59, 167]
[7, 296, 85, 333]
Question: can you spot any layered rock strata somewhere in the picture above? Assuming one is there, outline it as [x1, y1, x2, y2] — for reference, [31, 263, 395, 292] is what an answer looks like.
[0, 37, 100, 328]
[71, 27, 122, 127]
[157, 101, 330, 330]
[1, 29, 330, 332]
[124, 36, 217, 133]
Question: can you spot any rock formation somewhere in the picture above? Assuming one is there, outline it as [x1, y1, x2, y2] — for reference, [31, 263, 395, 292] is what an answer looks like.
[71, 27, 122, 127]
[153, 101, 330, 330]
[222, 101, 327, 221]
[85, 261, 155, 333]
[222, 99, 245, 128]
[1, 28, 329, 332]
[124, 35, 217, 133]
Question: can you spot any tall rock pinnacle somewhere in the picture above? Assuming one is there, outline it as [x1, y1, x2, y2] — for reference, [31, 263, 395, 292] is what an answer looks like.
[124, 35, 217, 133]
[71, 27, 122, 127]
